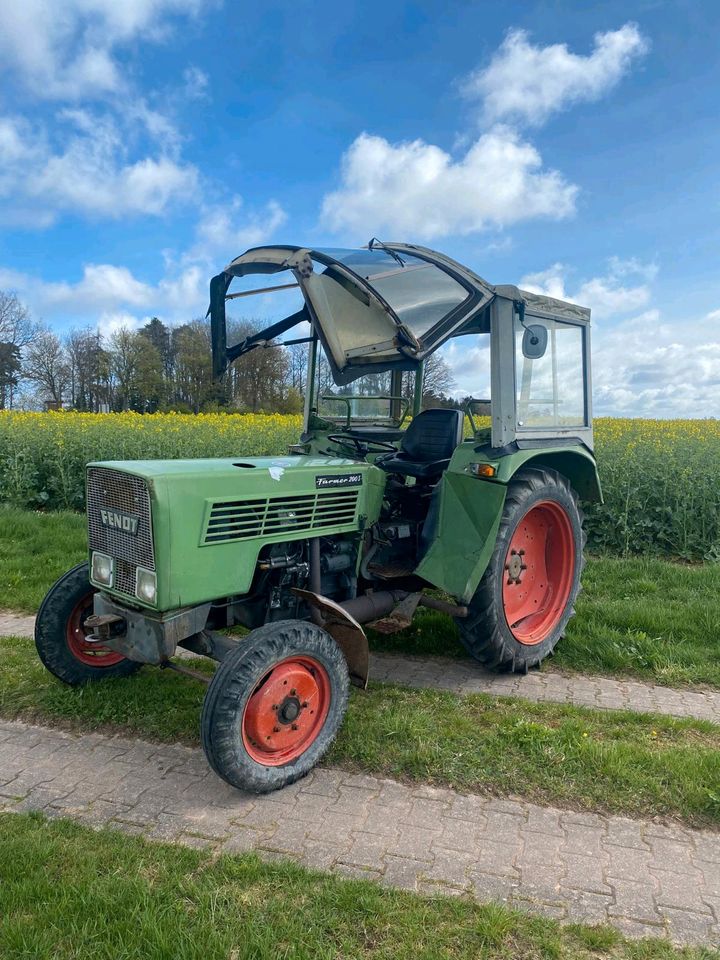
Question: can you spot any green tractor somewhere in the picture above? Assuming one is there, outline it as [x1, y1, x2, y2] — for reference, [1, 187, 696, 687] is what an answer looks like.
[36, 242, 601, 793]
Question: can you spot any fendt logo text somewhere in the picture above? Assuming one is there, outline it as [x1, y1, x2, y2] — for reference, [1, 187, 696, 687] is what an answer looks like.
[99, 509, 139, 535]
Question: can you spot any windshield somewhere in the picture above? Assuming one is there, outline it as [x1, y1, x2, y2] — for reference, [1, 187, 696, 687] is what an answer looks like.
[314, 345, 406, 424]
[318, 248, 471, 338]
[318, 394, 400, 423]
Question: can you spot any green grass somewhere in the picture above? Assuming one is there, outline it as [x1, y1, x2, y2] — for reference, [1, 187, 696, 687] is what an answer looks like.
[369, 557, 720, 689]
[555, 557, 720, 685]
[2, 635, 719, 827]
[2, 506, 719, 687]
[5, 815, 717, 960]
[0, 507, 86, 613]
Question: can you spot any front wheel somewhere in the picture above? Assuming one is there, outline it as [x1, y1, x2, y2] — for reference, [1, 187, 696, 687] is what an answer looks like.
[456, 467, 585, 672]
[201, 620, 349, 793]
[35, 563, 142, 685]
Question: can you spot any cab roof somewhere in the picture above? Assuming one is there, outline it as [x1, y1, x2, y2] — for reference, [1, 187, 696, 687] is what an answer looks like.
[210, 242, 590, 384]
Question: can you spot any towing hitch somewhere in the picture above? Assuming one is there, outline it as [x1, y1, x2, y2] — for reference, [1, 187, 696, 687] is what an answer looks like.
[83, 613, 126, 643]
[86, 594, 214, 664]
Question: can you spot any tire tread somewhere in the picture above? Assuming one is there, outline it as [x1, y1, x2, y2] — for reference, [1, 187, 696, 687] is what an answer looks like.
[201, 620, 349, 793]
[35, 563, 141, 685]
[456, 467, 586, 673]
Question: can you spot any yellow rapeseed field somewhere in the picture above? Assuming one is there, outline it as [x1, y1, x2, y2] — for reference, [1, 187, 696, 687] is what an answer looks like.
[0, 411, 718, 559]
[0, 411, 301, 510]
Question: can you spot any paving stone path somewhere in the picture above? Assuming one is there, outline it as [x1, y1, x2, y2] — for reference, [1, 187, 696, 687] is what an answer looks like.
[371, 652, 720, 723]
[1, 719, 718, 946]
[0, 611, 36, 638]
[3, 609, 719, 724]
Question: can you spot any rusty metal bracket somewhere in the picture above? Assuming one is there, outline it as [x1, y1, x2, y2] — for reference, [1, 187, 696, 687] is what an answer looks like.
[292, 588, 369, 689]
[418, 595, 468, 618]
[364, 592, 467, 634]
[368, 592, 422, 634]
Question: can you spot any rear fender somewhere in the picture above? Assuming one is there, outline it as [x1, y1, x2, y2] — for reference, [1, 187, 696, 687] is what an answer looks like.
[414, 442, 600, 604]
[491, 446, 602, 503]
[414, 472, 507, 604]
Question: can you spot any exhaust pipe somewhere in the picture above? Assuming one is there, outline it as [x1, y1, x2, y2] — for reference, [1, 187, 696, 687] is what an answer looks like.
[340, 591, 467, 625]
[340, 591, 407, 624]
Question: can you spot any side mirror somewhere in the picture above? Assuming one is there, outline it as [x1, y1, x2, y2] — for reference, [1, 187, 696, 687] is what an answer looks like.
[522, 323, 547, 360]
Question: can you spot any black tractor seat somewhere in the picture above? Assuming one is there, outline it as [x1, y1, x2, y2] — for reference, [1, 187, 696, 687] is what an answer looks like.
[377, 408, 464, 480]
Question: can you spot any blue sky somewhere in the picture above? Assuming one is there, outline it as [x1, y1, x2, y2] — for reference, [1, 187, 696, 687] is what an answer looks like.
[1, 0, 719, 416]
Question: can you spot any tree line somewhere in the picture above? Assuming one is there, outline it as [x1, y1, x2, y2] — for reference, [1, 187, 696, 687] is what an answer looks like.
[0, 289, 457, 415]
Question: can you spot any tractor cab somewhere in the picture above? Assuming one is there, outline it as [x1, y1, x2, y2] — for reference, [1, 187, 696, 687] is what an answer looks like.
[210, 242, 594, 454]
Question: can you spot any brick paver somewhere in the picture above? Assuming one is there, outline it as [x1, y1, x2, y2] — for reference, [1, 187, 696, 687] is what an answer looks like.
[1, 718, 718, 946]
[3, 609, 719, 723]
[370, 652, 720, 723]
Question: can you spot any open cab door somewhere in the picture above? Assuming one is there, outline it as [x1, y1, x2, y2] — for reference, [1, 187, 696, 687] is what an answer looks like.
[210, 243, 495, 386]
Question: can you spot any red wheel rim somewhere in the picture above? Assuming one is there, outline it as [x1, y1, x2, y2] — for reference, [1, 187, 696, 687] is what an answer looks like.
[66, 593, 126, 667]
[241, 656, 331, 766]
[502, 500, 575, 646]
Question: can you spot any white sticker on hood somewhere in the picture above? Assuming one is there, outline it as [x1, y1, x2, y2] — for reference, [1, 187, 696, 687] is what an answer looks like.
[269, 466, 285, 481]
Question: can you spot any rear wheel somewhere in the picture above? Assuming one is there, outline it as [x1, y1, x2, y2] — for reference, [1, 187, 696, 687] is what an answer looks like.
[201, 620, 349, 793]
[456, 467, 584, 672]
[35, 563, 141, 685]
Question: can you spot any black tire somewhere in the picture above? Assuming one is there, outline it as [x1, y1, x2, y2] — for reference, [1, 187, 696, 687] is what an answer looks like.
[35, 562, 141, 686]
[456, 467, 585, 672]
[201, 619, 349, 793]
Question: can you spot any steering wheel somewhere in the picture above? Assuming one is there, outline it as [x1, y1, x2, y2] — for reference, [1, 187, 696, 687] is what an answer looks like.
[327, 434, 398, 459]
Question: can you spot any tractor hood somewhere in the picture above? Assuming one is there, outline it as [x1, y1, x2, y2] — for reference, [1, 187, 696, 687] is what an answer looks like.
[210, 243, 496, 385]
[87, 456, 386, 610]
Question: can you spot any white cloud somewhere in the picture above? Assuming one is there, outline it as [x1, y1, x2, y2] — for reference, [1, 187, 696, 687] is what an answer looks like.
[0, 266, 32, 290]
[592, 309, 720, 417]
[494, 258, 719, 417]
[157, 264, 207, 316]
[574, 276, 651, 318]
[605, 255, 658, 282]
[119, 99, 185, 153]
[320, 128, 577, 240]
[42, 265, 155, 311]
[0, 198, 286, 332]
[0, 110, 198, 223]
[3, 261, 208, 332]
[0, 0, 210, 100]
[443, 339, 491, 399]
[188, 197, 288, 264]
[0, 2, 217, 225]
[463, 23, 649, 126]
[321, 24, 649, 241]
[97, 311, 147, 339]
[520, 257, 653, 318]
[519, 263, 569, 301]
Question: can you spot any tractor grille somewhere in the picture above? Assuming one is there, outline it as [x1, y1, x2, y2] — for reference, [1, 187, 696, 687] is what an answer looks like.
[203, 490, 359, 545]
[87, 467, 154, 597]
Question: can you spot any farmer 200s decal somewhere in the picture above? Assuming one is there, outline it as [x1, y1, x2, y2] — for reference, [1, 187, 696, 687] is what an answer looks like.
[315, 473, 363, 489]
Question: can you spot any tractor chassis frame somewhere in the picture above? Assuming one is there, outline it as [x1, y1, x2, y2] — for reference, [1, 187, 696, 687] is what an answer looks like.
[84, 588, 468, 687]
